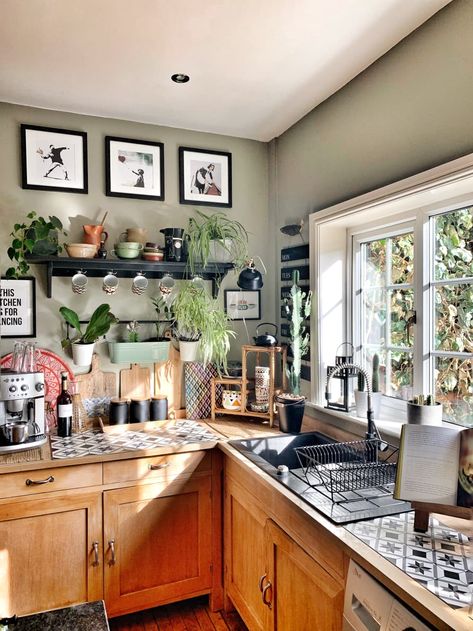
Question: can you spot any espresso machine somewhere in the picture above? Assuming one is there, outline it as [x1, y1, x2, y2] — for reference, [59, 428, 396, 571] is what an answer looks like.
[0, 371, 48, 453]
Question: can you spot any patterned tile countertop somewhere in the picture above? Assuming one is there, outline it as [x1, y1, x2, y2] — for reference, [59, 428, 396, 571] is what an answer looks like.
[50, 421, 219, 460]
[345, 511, 473, 610]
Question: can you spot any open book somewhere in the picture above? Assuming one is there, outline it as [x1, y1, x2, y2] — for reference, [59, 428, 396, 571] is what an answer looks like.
[394, 424, 473, 508]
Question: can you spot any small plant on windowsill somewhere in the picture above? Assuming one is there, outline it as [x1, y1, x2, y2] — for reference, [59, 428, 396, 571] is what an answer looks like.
[354, 353, 383, 419]
[407, 394, 443, 426]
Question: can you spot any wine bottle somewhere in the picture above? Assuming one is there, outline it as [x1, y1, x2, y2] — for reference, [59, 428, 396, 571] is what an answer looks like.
[57, 371, 73, 437]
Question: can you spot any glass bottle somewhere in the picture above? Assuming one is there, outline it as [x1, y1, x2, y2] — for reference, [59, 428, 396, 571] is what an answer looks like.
[57, 372, 73, 437]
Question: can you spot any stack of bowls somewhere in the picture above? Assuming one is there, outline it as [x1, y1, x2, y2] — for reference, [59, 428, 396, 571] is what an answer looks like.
[112, 242, 143, 259]
[142, 242, 164, 262]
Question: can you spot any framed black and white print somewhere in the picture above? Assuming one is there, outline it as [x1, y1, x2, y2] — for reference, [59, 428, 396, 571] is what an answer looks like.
[179, 147, 232, 208]
[224, 290, 261, 320]
[0, 278, 36, 338]
[106, 136, 165, 200]
[21, 124, 88, 193]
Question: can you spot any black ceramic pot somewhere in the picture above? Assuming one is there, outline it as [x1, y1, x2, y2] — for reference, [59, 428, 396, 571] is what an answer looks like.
[276, 398, 305, 433]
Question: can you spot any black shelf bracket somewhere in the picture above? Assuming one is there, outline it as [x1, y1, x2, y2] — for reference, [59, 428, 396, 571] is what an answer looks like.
[28, 256, 234, 299]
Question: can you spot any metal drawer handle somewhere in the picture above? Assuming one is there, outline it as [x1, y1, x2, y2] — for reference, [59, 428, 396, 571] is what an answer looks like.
[262, 580, 272, 608]
[109, 539, 116, 565]
[25, 475, 54, 486]
[92, 541, 99, 566]
[258, 573, 267, 592]
[148, 462, 170, 471]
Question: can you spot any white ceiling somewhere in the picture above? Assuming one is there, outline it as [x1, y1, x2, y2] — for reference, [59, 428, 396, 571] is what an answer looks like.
[0, 0, 450, 141]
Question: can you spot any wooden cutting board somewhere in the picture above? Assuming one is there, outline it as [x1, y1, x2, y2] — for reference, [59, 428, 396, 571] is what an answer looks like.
[120, 363, 151, 400]
[154, 344, 184, 413]
[75, 353, 117, 400]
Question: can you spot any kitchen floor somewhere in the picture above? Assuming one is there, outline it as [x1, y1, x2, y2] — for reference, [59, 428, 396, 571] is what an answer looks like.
[108, 596, 248, 630]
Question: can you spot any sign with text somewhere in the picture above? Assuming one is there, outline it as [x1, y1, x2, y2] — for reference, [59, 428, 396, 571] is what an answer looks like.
[281, 244, 309, 262]
[280, 265, 309, 282]
[0, 278, 36, 337]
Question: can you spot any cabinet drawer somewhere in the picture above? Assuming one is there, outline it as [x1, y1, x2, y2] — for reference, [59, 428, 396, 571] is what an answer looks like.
[0, 464, 102, 499]
[103, 450, 211, 485]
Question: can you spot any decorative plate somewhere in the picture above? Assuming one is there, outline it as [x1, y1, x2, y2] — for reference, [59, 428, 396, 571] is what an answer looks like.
[1, 349, 74, 429]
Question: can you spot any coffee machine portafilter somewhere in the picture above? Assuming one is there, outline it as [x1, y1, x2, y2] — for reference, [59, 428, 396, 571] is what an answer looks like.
[0, 371, 48, 452]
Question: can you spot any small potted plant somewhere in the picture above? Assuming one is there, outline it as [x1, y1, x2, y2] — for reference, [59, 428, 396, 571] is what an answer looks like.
[185, 210, 249, 274]
[354, 353, 383, 419]
[407, 394, 443, 426]
[7, 211, 67, 278]
[59, 303, 118, 366]
[276, 270, 312, 433]
[172, 282, 208, 361]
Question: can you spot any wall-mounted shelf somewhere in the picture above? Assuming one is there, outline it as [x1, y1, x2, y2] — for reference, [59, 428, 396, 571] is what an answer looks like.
[27, 256, 234, 298]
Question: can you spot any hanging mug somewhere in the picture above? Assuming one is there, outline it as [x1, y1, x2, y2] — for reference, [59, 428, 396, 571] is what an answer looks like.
[71, 272, 88, 294]
[131, 273, 148, 296]
[103, 273, 119, 295]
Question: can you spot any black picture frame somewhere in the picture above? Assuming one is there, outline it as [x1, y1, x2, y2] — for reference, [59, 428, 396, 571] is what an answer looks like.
[179, 146, 232, 208]
[224, 289, 261, 321]
[20, 124, 88, 194]
[105, 136, 165, 200]
[0, 277, 37, 338]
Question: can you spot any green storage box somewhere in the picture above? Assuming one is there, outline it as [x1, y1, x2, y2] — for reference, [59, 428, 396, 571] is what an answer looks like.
[108, 341, 170, 364]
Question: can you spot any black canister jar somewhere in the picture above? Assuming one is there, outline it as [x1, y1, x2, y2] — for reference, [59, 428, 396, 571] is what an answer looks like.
[109, 398, 129, 425]
[150, 395, 168, 421]
[129, 398, 150, 423]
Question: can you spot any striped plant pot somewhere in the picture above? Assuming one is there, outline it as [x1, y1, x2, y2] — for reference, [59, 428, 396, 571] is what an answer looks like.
[185, 362, 220, 420]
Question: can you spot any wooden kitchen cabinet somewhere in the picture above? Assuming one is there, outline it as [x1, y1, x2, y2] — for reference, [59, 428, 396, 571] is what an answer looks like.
[0, 491, 102, 617]
[224, 462, 346, 631]
[265, 520, 344, 631]
[103, 472, 213, 617]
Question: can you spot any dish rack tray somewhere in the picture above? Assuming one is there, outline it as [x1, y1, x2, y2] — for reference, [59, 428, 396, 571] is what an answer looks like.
[294, 439, 398, 503]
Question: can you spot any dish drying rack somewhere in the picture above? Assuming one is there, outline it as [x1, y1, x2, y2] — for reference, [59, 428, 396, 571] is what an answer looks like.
[294, 439, 399, 504]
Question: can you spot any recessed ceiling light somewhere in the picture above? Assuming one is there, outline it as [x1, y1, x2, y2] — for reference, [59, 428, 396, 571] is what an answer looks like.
[171, 73, 190, 84]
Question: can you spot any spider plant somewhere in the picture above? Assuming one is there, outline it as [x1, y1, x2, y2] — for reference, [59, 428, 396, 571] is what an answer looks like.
[186, 210, 249, 274]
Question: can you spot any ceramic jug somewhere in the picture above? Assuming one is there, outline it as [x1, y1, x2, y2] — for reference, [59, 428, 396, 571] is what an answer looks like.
[83, 224, 108, 247]
[120, 227, 147, 244]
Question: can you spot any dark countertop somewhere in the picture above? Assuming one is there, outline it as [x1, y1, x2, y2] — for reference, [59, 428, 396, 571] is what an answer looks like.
[13, 601, 109, 631]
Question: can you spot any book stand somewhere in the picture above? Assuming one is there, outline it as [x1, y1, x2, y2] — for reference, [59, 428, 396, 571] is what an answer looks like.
[411, 501, 472, 532]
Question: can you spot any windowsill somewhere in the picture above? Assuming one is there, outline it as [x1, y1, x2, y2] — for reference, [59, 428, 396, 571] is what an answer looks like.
[305, 402, 403, 445]
[305, 401, 462, 445]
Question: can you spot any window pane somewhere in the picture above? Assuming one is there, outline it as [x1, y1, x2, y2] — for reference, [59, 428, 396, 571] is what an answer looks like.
[435, 357, 473, 428]
[391, 233, 414, 284]
[390, 351, 413, 399]
[434, 207, 473, 281]
[434, 284, 473, 352]
[390, 289, 414, 347]
[364, 239, 386, 286]
[364, 288, 386, 345]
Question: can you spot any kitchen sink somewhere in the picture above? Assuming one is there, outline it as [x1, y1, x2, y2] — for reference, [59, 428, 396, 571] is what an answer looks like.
[229, 431, 411, 525]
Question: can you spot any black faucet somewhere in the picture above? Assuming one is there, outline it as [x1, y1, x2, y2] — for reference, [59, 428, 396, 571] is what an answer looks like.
[325, 362, 382, 443]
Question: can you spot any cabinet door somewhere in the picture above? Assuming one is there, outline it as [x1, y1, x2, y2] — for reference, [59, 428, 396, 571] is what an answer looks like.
[224, 477, 268, 631]
[0, 492, 102, 617]
[265, 520, 344, 631]
[104, 474, 212, 617]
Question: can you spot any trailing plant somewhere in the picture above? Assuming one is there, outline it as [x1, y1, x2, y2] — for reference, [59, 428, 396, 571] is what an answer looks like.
[172, 282, 235, 373]
[7, 211, 67, 278]
[283, 270, 312, 396]
[150, 295, 173, 340]
[186, 210, 249, 274]
[59, 303, 118, 347]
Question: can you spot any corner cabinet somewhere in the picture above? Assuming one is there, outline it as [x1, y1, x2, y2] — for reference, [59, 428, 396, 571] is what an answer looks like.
[27, 256, 234, 298]
[224, 458, 346, 631]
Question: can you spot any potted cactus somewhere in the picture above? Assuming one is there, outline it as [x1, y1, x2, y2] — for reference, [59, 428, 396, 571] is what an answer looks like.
[354, 353, 383, 419]
[407, 394, 443, 426]
[276, 270, 312, 433]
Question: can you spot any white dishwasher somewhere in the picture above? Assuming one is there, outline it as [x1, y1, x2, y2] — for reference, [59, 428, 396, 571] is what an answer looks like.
[343, 560, 433, 631]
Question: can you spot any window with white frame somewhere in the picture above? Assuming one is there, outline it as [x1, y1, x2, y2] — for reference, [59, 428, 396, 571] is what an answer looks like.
[311, 158, 473, 429]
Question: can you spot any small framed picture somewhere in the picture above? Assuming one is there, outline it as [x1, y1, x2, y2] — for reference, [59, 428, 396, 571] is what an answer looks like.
[21, 124, 88, 193]
[224, 289, 261, 320]
[105, 136, 165, 200]
[179, 147, 232, 208]
[0, 277, 36, 338]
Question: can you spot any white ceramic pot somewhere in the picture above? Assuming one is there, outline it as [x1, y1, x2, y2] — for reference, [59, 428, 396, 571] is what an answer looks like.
[407, 401, 443, 426]
[72, 342, 95, 366]
[179, 340, 200, 362]
[354, 391, 382, 419]
[222, 389, 242, 411]
[208, 239, 233, 263]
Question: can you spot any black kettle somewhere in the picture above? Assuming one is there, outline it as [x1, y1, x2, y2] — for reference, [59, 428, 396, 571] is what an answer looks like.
[253, 323, 278, 347]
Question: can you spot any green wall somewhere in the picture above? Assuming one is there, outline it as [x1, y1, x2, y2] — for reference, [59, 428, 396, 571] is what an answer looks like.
[0, 103, 271, 369]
